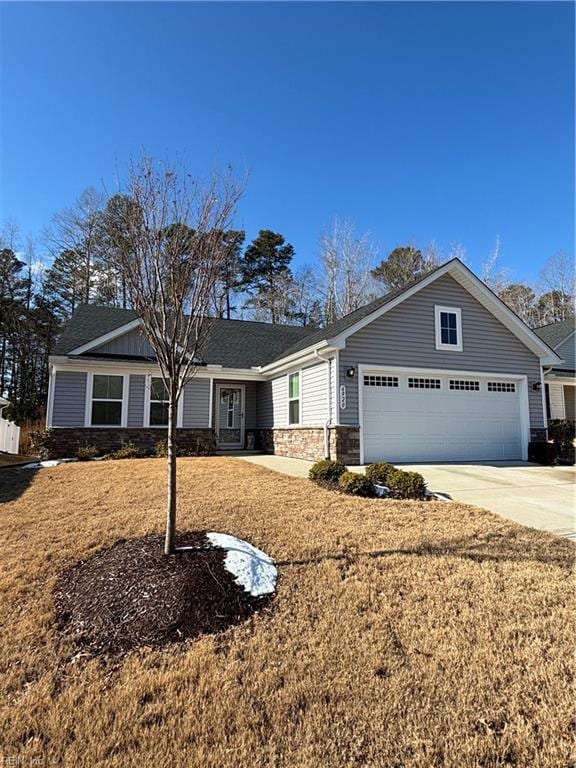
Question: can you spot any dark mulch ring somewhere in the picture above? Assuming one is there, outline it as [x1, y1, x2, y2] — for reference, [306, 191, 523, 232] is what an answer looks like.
[54, 532, 273, 656]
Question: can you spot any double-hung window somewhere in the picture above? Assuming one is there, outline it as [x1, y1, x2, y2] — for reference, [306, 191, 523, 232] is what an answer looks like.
[434, 306, 463, 351]
[288, 372, 300, 425]
[149, 377, 169, 426]
[91, 374, 124, 426]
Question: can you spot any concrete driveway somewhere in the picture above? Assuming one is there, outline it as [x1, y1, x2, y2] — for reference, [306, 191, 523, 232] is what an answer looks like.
[398, 462, 575, 539]
[238, 454, 575, 539]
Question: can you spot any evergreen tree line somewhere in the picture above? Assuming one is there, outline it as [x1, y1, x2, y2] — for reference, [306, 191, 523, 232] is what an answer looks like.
[1, 187, 573, 423]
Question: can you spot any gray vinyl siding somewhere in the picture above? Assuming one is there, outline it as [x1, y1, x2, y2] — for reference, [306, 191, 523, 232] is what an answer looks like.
[256, 376, 287, 428]
[127, 374, 145, 427]
[556, 335, 575, 371]
[302, 362, 329, 425]
[95, 329, 154, 357]
[339, 274, 545, 429]
[256, 364, 330, 428]
[52, 371, 87, 427]
[182, 379, 211, 428]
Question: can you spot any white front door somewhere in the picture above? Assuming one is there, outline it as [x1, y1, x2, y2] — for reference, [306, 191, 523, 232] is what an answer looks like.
[361, 368, 526, 463]
[216, 384, 245, 449]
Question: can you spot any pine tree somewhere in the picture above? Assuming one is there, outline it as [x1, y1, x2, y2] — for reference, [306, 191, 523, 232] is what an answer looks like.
[239, 230, 295, 323]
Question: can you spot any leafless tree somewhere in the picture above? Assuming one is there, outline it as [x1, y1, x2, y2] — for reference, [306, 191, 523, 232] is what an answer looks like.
[112, 156, 244, 554]
[318, 217, 379, 323]
[536, 250, 575, 323]
[481, 235, 512, 295]
[43, 188, 104, 304]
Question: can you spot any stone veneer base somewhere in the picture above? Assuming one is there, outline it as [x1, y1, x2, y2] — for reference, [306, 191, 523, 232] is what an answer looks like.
[254, 426, 360, 465]
[46, 428, 216, 459]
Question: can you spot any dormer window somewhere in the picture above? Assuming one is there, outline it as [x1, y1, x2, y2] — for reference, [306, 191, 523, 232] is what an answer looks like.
[435, 306, 463, 351]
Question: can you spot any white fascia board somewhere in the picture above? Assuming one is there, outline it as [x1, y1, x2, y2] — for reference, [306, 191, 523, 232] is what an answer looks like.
[49, 356, 265, 381]
[328, 259, 562, 365]
[259, 340, 336, 376]
[68, 318, 143, 355]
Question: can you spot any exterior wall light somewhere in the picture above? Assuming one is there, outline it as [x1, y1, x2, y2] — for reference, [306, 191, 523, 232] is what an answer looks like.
[346, 367, 356, 379]
[532, 382, 542, 392]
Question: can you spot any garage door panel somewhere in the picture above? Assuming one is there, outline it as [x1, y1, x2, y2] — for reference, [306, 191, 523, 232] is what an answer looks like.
[361, 371, 523, 463]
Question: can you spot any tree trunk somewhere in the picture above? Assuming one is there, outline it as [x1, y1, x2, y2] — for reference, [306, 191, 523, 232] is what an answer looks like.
[164, 378, 178, 555]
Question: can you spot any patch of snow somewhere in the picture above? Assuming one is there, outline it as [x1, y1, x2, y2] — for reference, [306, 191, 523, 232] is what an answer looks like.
[19, 458, 78, 470]
[373, 483, 390, 497]
[206, 532, 277, 598]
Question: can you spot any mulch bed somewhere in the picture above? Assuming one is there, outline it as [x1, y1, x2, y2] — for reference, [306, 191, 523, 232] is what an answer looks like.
[54, 531, 271, 656]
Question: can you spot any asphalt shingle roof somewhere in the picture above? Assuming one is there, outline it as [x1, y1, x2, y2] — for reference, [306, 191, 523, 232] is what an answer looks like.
[53, 305, 315, 368]
[533, 319, 576, 350]
[54, 262, 456, 369]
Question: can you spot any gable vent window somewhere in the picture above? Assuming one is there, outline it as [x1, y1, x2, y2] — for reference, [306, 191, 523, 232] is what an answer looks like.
[488, 382, 516, 393]
[434, 305, 463, 352]
[364, 375, 399, 387]
[408, 377, 441, 390]
[449, 379, 480, 391]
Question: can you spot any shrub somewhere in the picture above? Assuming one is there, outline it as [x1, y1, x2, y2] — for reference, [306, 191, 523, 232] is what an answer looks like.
[309, 459, 347, 483]
[154, 439, 168, 458]
[548, 419, 575, 464]
[365, 462, 395, 485]
[76, 444, 98, 461]
[112, 441, 142, 460]
[386, 469, 427, 500]
[28, 429, 56, 460]
[338, 471, 376, 497]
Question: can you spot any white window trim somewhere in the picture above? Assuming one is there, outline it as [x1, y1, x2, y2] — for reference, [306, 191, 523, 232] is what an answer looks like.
[434, 305, 463, 352]
[143, 374, 183, 428]
[85, 371, 129, 428]
[287, 370, 302, 426]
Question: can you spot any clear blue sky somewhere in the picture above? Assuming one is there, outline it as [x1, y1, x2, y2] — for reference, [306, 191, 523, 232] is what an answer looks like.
[1, 1, 573, 282]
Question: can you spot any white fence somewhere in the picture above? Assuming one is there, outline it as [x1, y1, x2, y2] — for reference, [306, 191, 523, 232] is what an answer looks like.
[0, 416, 20, 454]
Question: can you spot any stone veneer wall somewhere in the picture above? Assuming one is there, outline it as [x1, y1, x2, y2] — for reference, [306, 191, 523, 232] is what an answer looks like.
[46, 428, 216, 459]
[255, 426, 361, 464]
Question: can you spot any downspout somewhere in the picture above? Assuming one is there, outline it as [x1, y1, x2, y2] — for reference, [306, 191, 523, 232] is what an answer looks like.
[314, 349, 332, 459]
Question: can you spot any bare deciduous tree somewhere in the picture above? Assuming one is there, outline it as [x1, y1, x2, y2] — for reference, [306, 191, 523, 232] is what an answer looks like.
[318, 217, 379, 323]
[112, 157, 244, 555]
[536, 250, 575, 323]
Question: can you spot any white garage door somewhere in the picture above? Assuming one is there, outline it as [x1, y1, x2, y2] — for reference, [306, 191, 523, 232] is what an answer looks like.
[361, 370, 524, 463]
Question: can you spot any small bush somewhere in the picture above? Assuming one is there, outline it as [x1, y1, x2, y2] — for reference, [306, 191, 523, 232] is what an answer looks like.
[76, 444, 98, 461]
[548, 419, 575, 464]
[112, 441, 142, 460]
[338, 471, 376, 497]
[154, 439, 168, 458]
[309, 459, 347, 483]
[365, 462, 395, 485]
[28, 429, 56, 460]
[386, 469, 427, 500]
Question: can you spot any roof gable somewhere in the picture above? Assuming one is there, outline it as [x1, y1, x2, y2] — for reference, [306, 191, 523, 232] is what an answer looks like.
[54, 305, 314, 369]
[263, 259, 561, 369]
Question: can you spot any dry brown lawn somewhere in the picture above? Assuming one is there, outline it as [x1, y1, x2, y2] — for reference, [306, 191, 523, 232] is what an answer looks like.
[0, 458, 574, 767]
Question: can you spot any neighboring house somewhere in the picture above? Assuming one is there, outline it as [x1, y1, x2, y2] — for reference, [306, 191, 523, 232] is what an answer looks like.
[47, 259, 561, 464]
[534, 319, 576, 421]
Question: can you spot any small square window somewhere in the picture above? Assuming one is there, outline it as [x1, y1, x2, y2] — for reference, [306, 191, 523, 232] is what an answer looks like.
[435, 306, 462, 351]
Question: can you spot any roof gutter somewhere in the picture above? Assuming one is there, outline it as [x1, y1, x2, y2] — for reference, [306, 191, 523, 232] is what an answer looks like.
[259, 340, 338, 376]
